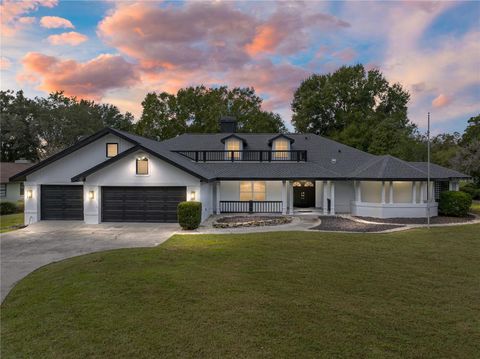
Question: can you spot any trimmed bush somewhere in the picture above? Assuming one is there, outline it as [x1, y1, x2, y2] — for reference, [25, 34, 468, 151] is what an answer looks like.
[0, 202, 17, 215]
[178, 201, 202, 230]
[460, 183, 480, 200]
[438, 191, 472, 217]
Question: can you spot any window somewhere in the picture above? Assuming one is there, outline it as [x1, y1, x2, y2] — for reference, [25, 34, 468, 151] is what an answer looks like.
[225, 138, 241, 160]
[0, 184, 6, 197]
[272, 138, 290, 159]
[106, 143, 118, 158]
[20, 183, 24, 196]
[136, 157, 149, 175]
[240, 181, 266, 201]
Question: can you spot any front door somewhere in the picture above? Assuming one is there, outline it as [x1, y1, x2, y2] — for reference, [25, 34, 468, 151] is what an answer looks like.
[293, 181, 315, 208]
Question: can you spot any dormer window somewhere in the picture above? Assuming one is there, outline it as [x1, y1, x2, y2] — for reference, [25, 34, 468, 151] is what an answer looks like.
[106, 143, 118, 158]
[272, 138, 290, 160]
[268, 134, 294, 160]
[221, 134, 246, 161]
[225, 138, 241, 160]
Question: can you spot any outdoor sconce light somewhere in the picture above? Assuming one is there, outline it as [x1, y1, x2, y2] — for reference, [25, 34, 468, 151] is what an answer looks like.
[27, 189, 33, 199]
[88, 191, 95, 200]
[190, 191, 196, 201]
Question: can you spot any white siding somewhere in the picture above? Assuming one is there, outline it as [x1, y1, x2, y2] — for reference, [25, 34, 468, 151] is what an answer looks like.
[334, 181, 354, 213]
[361, 181, 382, 203]
[393, 181, 413, 203]
[27, 134, 134, 184]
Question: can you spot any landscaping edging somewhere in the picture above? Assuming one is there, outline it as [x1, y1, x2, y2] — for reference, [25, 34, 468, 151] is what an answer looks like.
[213, 216, 293, 228]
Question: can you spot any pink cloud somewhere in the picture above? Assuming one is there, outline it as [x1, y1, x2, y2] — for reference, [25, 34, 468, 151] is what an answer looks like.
[332, 48, 357, 62]
[18, 16, 37, 25]
[1, 57, 12, 70]
[432, 94, 452, 108]
[48, 32, 88, 46]
[1, 0, 56, 35]
[20, 52, 139, 100]
[40, 15, 74, 29]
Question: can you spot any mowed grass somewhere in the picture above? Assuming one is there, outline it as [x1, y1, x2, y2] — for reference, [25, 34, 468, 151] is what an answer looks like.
[2, 225, 480, 358]
[0, 213, 23, 233]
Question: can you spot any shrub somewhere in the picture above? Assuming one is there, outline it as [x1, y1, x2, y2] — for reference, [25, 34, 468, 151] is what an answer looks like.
[178, 201, 202, 230]
[460, 183, 480, 200]
[438, 191, 472, 217]
[0, 202, 17, 215]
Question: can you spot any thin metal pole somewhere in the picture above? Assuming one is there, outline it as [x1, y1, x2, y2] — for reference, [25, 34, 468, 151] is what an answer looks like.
[427, 112, 431, 228]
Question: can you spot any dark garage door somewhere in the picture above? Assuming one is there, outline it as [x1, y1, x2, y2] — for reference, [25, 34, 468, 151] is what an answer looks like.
[41, 185, 84, 220]
[102, 187, 186, 223]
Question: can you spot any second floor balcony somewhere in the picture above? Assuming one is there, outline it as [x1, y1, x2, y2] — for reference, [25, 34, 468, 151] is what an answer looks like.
[173, 150, 308, 162]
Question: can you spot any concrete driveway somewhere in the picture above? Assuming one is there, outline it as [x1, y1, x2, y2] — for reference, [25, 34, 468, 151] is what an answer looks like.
[1, 221, 179, 302]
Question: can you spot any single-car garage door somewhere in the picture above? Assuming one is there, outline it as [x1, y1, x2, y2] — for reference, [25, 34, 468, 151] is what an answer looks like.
[101, 187, 186, 223]
[41, 185, 84, 220]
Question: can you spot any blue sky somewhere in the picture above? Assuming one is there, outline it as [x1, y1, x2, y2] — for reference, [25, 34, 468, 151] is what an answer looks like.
[1, 0, 479, 135]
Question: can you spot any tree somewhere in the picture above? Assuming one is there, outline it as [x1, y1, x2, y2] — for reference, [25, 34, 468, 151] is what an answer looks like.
[0, 90, 40, 161]
[291, 64, 418, 159]
[451, 140, 480, 185]
[136, 86, 285, 141]
[0, 90, 135, 161]
[461, 114, 480, 145]
[430, 132, 461, 168]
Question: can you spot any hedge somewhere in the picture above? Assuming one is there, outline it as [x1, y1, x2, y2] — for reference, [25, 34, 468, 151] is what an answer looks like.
[438, 191, 472, 217]
[178, 201, 202, 230]
[460, 183, 480, 200]
[0, 202, 18, 215]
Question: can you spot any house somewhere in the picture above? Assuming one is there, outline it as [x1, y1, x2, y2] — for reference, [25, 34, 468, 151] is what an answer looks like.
[1, 161, 33, 202]
[11, 118, 468, 225]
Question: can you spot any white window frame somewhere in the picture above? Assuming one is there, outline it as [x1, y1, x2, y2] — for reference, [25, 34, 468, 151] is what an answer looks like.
[240, 181, 266, 201]
[272, 138, 290, 160]
[225, 138, 242, 160]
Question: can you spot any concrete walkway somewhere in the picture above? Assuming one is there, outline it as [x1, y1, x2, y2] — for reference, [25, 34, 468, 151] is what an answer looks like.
[1, 221, 179, 302]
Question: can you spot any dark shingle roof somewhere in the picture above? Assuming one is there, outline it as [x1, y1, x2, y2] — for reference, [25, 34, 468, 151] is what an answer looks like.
[15, 127, 469, 182]
[1, 162, 33, 183]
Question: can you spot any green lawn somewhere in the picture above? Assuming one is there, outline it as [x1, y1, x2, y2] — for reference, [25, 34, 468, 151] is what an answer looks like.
[0, 213, 23, 233]
[2, 225, 480, 358]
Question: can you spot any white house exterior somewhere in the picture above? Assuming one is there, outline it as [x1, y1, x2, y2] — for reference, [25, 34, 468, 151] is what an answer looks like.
[0, 161, 33, 203]
[11, 120, 468, 225]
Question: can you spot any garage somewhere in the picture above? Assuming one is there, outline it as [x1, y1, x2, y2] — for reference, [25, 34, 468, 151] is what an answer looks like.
[41, 185, 84, 220]
[101, 186, 186, 223]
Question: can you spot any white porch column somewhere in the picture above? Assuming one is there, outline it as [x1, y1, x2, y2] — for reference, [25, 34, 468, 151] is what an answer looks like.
[288, 181, 294, 214]
[215, 181, 221, 214]
[355, 180, 362, 202]
[389, 181, 394, 204]
[330, 181, 335, 215]
[412, 181, 417, 204]
[420, 181, 425, 203]
[381, 181, 386, 204]
[323, 180, 328, 214]
[281, 180, 287, 214]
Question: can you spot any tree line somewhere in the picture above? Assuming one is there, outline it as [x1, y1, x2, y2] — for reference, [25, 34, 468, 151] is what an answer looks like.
[1, 64, 478, 183]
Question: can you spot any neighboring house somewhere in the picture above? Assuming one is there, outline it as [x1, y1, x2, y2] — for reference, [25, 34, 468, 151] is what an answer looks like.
[11, 118, 468, 225]
[1, 161, 33, 202]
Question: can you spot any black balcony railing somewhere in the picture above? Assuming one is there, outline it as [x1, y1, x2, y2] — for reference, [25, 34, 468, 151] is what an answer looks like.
[173, 150, 307, 162]
[220, 200, 283, 213]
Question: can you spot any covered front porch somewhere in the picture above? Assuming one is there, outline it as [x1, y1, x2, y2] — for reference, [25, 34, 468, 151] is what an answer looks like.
[213, 180, 339, 215]
[212, 179, 455, 218]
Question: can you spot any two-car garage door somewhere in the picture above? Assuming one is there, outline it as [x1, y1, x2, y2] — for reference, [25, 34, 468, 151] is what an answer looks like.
[101, 186, 186, 223]
[40, 185, 186, 222]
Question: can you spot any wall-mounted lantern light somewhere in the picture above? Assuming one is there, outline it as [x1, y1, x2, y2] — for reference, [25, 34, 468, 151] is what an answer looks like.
[27, 189, 33, 199]
[88, 191, 95, 200]
[190, 191, 196, 201]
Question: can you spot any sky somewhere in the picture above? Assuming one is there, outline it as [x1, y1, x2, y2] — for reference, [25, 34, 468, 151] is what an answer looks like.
[1, 0, 479, 135]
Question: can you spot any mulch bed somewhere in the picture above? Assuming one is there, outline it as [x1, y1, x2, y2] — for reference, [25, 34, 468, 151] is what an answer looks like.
[311, 216, 404, 233]
[213, 215, 292, 228]
[355, 215, 477, 225]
